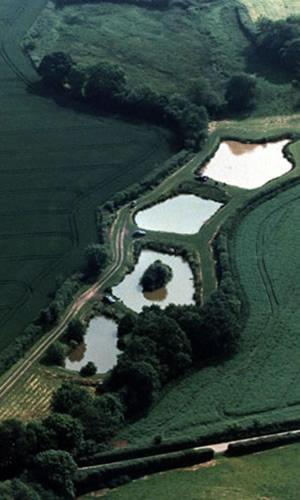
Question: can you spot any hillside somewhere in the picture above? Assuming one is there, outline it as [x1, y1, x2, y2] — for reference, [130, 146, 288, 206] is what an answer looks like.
[239, 0, 299, 21]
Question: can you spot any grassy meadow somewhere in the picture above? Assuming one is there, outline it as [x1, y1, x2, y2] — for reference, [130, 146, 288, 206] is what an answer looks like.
[90, 443, 300, 500]
[0, 50, 173, 354]
[24, 0, 299, 117]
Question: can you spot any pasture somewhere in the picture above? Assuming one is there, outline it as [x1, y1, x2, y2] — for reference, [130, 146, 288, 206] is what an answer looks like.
[0, 0, 173, 353]
[97, 443, 300, 500]
[24, 0, 299, 116]
[240, 0, 299, 21]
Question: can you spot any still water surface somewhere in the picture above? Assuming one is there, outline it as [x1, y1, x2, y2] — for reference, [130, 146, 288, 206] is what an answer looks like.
[201, 140, 291, 189]
[65, 316, 120, 373]
[112, 250, 195, 312]
[135, 194, 222, 234]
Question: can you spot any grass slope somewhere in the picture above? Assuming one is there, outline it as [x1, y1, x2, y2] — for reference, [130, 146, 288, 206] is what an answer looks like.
[0, 0, 173, 351]
[96, 443, 300, 500]
[239, 0, 299, 21]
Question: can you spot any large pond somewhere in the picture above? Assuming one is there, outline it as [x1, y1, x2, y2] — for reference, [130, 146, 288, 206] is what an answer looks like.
[135, 194, 222, 234]
[65, 316, 120, 373]
[112, 250, 195, 312]
[201, 139, 291, 189]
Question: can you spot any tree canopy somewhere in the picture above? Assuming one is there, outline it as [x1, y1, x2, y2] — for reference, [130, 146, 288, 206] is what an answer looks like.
[140, 260, 173, 292]
[225, 73, 257, 113]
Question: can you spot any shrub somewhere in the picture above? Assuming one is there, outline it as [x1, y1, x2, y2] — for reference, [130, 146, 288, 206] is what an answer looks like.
[80, 362, 97, 377]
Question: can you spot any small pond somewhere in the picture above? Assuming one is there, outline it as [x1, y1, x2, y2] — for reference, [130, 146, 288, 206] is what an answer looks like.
[65, 316, 120, 373]
[201, 139, 291, 189]
[112, 250, 195, 313]
[135, 194, 222, 234]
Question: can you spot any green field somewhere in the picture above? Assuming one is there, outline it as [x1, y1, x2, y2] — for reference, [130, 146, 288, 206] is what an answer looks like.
[24, 0, 299, 116]
[92, 443, 300, 499]
[240, 0, 299, 20]
[0, 0, 173, 352]
[1, 0, 300, 456]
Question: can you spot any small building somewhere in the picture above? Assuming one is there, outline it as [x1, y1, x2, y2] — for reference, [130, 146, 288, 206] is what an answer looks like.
[132, 229, 147, 238]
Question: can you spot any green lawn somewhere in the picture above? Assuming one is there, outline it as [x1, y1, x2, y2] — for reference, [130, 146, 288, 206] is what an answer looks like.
[92, 443, 300, 500]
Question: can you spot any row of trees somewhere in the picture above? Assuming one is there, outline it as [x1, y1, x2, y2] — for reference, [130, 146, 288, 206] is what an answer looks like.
[38, 52, 259, 137]
[38, 53, 209, 150]
[0, 415, 80, 498]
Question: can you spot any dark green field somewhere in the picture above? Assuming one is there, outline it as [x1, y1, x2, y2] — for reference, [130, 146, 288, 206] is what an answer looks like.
[98, 443, 300, 500]
[0, 0, 173, 351]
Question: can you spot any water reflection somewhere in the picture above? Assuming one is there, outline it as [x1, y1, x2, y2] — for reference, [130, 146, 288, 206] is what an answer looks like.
[201, 140, 291, 189]
[144, 287, 168, 302]
[65, 316, 120, 373]
[112, 250, 194, 313]
[135, 195, 222, 234]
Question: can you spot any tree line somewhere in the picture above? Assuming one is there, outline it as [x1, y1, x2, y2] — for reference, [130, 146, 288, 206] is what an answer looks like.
[255, 16, 300, 79]
[38, 52, 260, 149]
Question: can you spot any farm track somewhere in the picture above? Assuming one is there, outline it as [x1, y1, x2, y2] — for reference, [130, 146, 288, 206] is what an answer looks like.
[0, 209, 127, 402]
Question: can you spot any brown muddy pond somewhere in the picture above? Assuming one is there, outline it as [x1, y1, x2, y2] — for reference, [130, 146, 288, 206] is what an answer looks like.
[65, 316, 120, 373]
[112, 250, 195, 312]
[135, 194, 222, 234]
[201, 139, 291, 189]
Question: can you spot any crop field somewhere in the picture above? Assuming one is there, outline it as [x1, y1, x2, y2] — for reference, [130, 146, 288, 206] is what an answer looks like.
[0, 365, 61, 421]
[115, 140, 300, 444]
[0, 0, 173, 352]
[97, 443, 300, 500]
[0, 363, 97, 421]
[24, 0, 299, 116]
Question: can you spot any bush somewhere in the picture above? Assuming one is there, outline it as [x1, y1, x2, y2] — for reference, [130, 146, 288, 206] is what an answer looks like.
[140, 260, 173, 292]
[38, 52, 74, 87]
[226, 432, 300, 456]
[80, 362, 97, 377]
[65, 319, 86, 344]
[42, 342, 66, 367]
[32, 450, 77, 498]
[84, 244, 107, 277]
[225, 73, 257, 113]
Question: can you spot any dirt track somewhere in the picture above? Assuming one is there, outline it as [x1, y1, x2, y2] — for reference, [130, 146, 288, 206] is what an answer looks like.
[0, 211, 127, 401]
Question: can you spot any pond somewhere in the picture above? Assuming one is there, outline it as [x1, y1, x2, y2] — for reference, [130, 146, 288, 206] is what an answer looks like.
[135, 194, 222, 234]
[112, 250, 195, 313]
[201, 139, 291, 189]
[65, 316, 120, 373]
